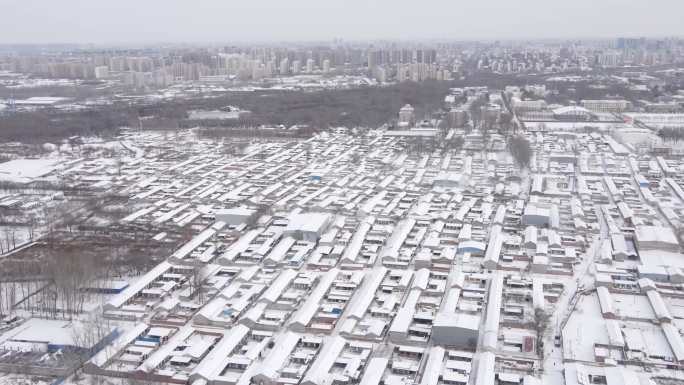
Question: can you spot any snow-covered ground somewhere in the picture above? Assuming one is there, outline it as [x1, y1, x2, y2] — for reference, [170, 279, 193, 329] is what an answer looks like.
[0, 373, 54, 385]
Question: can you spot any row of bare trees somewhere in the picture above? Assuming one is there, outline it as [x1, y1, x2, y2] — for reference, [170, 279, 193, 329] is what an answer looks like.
[658, 127, 684, 143]
[0, 251, 110, 319]
[0, 228, 20, 254]
[0, 213, 165, 319]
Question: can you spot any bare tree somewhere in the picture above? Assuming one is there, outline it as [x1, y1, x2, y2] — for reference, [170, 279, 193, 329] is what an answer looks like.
[71, 312, 113, 381]
[499, 113, 513, 136]
[508, 135, 532, 169]
[534, 308, 551, 355]
[468, 99, 485, 129]
[658, 127, 684, 143]
[0, 281, 17, 317]
[26, 215, 38, 241]
[444, 135, 465, 153]
[189, 263, 206, 305]
[44, 250, 100, 318]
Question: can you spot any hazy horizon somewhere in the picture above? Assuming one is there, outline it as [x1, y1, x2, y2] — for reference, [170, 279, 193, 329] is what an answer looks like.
[2, 0, 684, 44]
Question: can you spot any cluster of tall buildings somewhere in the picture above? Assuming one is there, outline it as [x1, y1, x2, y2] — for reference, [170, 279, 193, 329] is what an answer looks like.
[473, 37, 684, 74]
[0, 45, 449, 84]
[1, 38, 683, 89]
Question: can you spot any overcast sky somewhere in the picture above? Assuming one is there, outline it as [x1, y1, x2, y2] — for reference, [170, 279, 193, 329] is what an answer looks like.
[2, 0, 684, 44]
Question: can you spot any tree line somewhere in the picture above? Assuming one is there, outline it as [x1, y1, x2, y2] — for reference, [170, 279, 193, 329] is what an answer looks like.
[0, 81, 456, 144]
[658, 127, 684, 143]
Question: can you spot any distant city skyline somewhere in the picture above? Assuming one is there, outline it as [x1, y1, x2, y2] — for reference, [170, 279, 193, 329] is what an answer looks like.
[2, 0, 684, 44]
